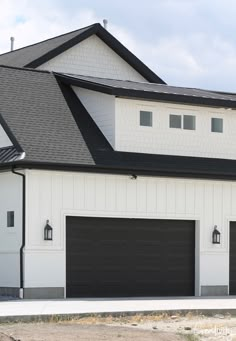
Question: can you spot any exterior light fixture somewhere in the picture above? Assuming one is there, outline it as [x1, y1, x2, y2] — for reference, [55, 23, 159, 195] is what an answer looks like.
[212, 225, 220, 244]
[44, 220, 53, 241]
[130, 174, 137, 180]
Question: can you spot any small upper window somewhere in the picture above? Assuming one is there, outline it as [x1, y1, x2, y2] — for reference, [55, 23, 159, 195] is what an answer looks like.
[169, 114, 181, 129]
[211, 118, 223, 133]
[140, 111, 152, 127]
[7, 211, 14, 227]
[184, 115, 196, 130]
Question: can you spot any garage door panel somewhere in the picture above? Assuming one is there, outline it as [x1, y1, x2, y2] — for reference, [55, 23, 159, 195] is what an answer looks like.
[66, 217, 195, 297]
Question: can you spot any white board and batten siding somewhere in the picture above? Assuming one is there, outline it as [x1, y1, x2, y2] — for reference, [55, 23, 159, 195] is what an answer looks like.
[0, 125, 12, 148]
[0, 172, 22, 287]
[115, 98, 236, 159]
[39, 35, 147, 82]
[25, 169, 235, 294]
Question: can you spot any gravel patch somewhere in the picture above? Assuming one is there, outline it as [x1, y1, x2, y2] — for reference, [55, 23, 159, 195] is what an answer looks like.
[0, 312, 235, 340]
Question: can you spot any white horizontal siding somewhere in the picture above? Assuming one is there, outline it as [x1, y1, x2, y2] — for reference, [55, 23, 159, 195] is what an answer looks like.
[115, 98, 236, 159]
[25, 170, 236, 290]
[73, 87, 115, 147]
[39, 35, 147, 82]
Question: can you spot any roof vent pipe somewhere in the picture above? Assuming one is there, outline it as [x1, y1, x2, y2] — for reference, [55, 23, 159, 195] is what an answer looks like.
[103, 19, 108, 30]
[10, 37, 15, 51]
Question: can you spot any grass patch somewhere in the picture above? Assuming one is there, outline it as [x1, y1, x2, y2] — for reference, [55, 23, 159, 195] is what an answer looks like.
[0, 311, 208, 326]
[182, 334, 199, 341]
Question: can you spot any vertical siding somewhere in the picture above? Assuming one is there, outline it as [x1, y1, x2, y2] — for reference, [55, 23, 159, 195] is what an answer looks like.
[156, 181, 166, 215]
[26, 170, 235, 252]
[116, 178, 127, 212]
[52, 175, 63, 247]
[74, 175, 85, 210]
[95, 176, 106, 211]
[26, 170, 236, 289]
[84, 176, 96, 210]
[176, 182, 185, 214]
[28, 172, 41, 246]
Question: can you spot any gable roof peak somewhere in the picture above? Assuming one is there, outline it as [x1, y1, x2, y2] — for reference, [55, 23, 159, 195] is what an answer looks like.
[0, 22, 165, 84]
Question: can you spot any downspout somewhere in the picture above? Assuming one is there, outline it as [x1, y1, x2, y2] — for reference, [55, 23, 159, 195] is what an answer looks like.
[11, 167, 25, 299]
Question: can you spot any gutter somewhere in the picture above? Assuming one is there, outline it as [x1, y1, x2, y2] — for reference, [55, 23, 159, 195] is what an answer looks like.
[4, 161, 236, 181]
[11, 167, 25, 299]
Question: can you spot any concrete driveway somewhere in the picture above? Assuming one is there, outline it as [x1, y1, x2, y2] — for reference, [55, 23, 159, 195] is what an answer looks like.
[1, 296, 236, 320]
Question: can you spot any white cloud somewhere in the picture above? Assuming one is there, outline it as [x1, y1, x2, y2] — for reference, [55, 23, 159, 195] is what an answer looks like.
[0, 1, 102, 53]
[1, 0, 236, 91]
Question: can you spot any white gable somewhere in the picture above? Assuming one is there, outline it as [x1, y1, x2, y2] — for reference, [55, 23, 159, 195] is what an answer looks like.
[39, 35, 147, 81]
[0, 125, 12, 148]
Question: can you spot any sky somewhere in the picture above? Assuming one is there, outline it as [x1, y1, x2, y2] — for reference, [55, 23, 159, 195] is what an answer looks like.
[1, 0, 236, 92]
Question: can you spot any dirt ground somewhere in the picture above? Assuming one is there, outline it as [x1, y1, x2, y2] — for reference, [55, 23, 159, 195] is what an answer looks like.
[0, 313, 236, 341]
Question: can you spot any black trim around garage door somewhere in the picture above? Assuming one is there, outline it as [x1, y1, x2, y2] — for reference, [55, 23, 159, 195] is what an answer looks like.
[66, 217, 195, 298]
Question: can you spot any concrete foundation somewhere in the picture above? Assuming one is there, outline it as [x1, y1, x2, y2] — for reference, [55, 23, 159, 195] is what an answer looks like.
[23, 287, 64, 299]
[201, 285, 228, 296]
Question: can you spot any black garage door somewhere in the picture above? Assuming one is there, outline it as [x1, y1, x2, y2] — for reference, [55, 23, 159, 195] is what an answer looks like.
[230, 222, 236, 294]
[66, 217, 195, 297]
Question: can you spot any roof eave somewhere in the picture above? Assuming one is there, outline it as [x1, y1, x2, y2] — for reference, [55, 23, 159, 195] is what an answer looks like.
[2, 159, 236, 181]
[56, 73, 236, 110]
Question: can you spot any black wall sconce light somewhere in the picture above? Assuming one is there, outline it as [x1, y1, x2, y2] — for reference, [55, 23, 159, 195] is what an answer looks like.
[44, 220, 53, 241]
[130, 174, 137, 180]
[212, 225, 221, 244]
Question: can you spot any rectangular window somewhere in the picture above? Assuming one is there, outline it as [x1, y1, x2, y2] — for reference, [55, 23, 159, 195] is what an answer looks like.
[7, 211, 14, 227]
[169, 114, 181, 128]
[184, 115, 196, 130]
[140, 111, 152, 127]
[211, 118, 223, 133]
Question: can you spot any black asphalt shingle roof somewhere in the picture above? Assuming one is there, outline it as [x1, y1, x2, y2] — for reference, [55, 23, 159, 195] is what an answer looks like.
[58, 73, 236, 109]
[1, 65, 236, 180]
[0, 65, 94, 165]
[0, 25, 92, 68]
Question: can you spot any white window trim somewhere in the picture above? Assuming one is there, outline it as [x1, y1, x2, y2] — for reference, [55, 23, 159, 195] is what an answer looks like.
[169, 113, 196, 132]
[137, 106, 155, 129]
[211, 117, 224, 134]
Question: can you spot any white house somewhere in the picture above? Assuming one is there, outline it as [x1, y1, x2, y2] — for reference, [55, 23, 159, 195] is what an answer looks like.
[0, 23, 236, 299]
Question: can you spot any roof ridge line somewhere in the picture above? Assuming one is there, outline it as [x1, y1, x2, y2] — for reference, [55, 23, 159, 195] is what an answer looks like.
[0, 23, 99, 57]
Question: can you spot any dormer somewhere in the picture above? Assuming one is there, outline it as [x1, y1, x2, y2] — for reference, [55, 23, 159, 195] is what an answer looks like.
[57, 74, 236, 160]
